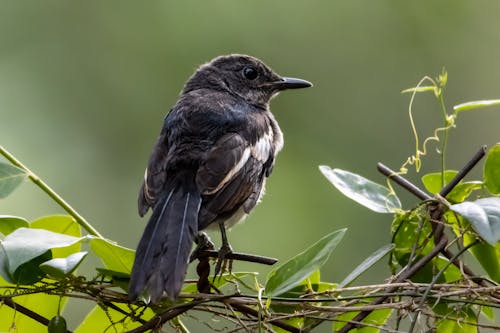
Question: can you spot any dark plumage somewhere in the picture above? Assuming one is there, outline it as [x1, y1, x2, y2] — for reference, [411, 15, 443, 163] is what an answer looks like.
[129, 54, 311, 303]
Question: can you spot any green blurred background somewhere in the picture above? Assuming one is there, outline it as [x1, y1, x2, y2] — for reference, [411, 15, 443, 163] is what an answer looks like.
[2, 0, 500, 329]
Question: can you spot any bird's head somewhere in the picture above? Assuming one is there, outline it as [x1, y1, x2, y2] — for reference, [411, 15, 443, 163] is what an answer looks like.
[182, 54, 312, 106]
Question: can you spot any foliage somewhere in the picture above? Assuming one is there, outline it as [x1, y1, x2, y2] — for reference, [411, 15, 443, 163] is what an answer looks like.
[1, 72, 500, 332]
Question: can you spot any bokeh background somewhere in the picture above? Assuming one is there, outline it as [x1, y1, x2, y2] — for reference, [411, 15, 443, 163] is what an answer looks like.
[2, 0, 500, 330]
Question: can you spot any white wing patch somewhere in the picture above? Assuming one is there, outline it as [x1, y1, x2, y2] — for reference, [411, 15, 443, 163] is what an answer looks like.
[251, 130, 273, 162]
[203, 147, 251, 195]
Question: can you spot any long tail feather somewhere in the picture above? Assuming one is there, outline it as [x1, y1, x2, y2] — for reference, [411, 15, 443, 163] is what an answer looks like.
[129, 185, 200, 302]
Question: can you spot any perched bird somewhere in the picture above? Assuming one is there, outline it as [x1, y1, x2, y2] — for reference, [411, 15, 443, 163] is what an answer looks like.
[129, 54, 311, 303]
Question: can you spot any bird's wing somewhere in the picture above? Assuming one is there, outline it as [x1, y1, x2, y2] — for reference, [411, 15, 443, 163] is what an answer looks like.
[138, 129, 169, 217]
[196, 132, 274, 229]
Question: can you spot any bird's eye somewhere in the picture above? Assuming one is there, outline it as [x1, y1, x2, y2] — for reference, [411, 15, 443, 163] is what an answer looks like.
[243, 66, 258, 80]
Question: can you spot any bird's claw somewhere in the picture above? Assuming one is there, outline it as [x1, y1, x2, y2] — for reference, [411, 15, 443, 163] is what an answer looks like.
[213, 243, 233, 280]
[190, 233, 215, 263]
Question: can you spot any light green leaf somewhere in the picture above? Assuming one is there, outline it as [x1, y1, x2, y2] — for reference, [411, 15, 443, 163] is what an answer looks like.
[40, 251, 88, 279]
[2, 227, 84, 276]
[421, 170, 458, 194]
[484, 144, 500, 194]
[339, 244, 394, 287]
[436, 313, 477, 332]
[265, 228, 346, 297]
[451, 198, 500, 246]
[0, 215, 29, 236]
[0, 162, 27, 198]
[0, 277, 67, 333]
[401, 86, 436, 93]
[447, 181, 482, 203]
[320, 166, 401, 213]
[90, 238, 135, 274]
[334, 308, 393, 332]
[467, 237, 500, 283]
[454, 99, 500, 112]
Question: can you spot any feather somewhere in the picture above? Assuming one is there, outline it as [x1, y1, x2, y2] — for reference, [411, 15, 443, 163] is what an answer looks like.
[129, 184, 200, 302]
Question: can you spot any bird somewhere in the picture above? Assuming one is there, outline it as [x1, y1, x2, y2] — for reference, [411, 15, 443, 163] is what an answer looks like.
[129, 54, 312, 303]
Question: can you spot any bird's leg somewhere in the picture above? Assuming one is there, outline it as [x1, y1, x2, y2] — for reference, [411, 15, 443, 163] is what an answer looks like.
[189, 232, 215, 263]
[213, 221, 233, 279]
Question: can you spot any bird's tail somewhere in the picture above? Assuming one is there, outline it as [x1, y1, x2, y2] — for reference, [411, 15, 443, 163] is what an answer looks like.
[129, 183, 201, 303]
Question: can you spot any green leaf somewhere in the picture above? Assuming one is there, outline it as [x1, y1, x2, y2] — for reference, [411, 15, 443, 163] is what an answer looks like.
[31, 215, 82, 258]
[401, 86, 436, 93]
[2, 227, 84, 276]
[451, 198, 500, 246]
[339, 244, 394, 287]
[421, 170, 458, 194]
[320, 166, 401, 213]
[75, 303, 155, 333]
[465, 232, 500, 283]
[0, 276, 67, 333]
[435, 309, 477, 333]
[0, 215, 29, 236]
[90, 238, 135, 274]
[265, 228, 346, 297]
[40, 251, 88, 279]
[421, 171, 482, 203]
[334, 308, 393, 332]
[0, 162, 27, 198]
[446, 181, 482, 203]
[453, 99, 500, 112]
[484, 144, 500, 194]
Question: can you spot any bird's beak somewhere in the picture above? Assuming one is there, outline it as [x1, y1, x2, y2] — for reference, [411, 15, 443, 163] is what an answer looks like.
[272, 77, 313, 90]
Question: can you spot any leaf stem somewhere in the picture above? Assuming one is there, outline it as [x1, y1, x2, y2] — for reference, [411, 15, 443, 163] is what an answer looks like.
[438, 93, 449, 187]
[0, 145, 103, 238]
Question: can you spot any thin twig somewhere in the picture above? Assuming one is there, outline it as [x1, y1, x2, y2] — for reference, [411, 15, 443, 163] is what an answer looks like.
[337, 235, 448, 333]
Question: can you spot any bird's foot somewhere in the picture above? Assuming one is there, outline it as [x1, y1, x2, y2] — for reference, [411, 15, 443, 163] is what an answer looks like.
[190, 233, 215, 263]
[213, 242, 233, 280]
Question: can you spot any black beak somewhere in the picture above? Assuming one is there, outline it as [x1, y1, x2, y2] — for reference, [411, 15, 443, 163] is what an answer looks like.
[272, 77, 313, 90]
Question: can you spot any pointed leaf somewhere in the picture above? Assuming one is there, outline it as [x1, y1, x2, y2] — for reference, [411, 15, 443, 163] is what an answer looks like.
[320, 166, 400, 213]
[454, 99, 500, 112]
[484, 144, 500, 194]
[265, 228, 346, 297]
[90, 238, 135, 274]
[0, 162, 27, 198]
[401, 86, 436, 93]
[339, 244, 394, 287]
[40, 251, 88, 279]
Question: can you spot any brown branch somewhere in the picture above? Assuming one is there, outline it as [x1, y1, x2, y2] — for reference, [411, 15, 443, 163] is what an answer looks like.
[195, 250, 278, 266]
[2, 297, 73, 333]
